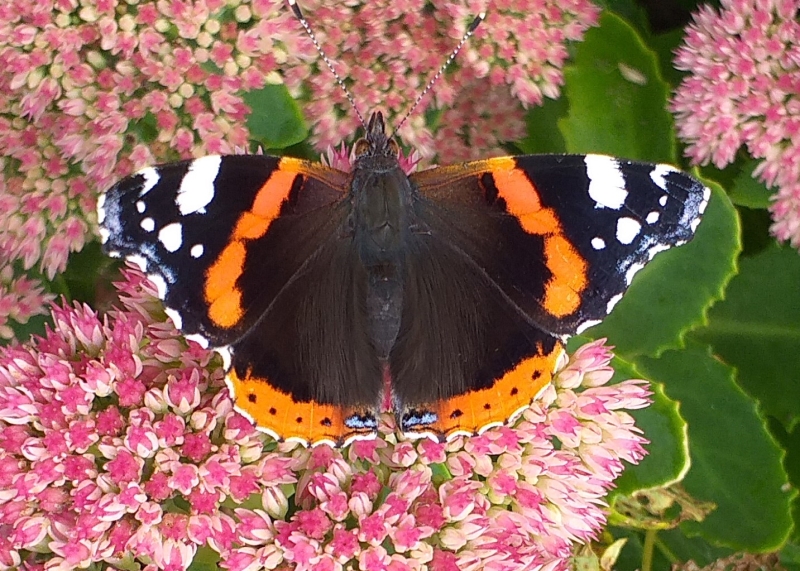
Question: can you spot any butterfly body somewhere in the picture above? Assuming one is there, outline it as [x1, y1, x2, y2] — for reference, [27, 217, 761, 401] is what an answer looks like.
[98, 110, 709, 446]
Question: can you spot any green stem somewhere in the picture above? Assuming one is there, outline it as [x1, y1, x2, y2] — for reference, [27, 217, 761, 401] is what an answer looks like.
[642, 529, 657, 571]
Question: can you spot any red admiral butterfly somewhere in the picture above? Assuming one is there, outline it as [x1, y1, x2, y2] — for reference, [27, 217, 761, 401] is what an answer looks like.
[98, 6, 709, 446]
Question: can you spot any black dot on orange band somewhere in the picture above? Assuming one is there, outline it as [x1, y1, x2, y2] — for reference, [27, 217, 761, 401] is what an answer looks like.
[483, 403, 491, 410]
[532, 370, 542, 380]
[268, 407, 277, 415]
[321, 418, 332, 427]
[449, 409, 463, 419]
[248, 394, 257, 403]
[510, 387, 519, 396]
[295, 417, 303, 424]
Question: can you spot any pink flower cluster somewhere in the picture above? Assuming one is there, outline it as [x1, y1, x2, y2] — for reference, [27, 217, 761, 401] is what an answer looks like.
[286, 0, 600, 160]
[670, 0, 800, 248]
[0, 268, 651, 571]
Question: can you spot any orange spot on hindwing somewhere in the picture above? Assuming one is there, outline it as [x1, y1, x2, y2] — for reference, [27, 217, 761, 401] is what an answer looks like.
[227, 368, 375, 445]
[489, 161, 587, 318]
[204, 165, 299, 329]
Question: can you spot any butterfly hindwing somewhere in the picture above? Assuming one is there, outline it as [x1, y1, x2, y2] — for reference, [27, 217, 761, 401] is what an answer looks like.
[389, 228, 562, 438]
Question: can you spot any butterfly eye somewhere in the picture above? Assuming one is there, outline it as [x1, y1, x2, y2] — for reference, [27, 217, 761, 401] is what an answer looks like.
[354, 138, 370, 157]
[387, 139, 400, 156]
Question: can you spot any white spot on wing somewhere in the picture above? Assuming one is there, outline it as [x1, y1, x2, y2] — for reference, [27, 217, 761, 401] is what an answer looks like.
[616, 217, 642, 245]
[606, 293, 623, 314]
[477, 421, 504, 434]
[591, 237, 606, 250]
[217, 346, 232, 370]
[576, 319, 602, 334]
[659, 194, 668, 207]
[650, 164, 676, 192]
[164, 307, 183, 330]
[186, 333, 209, 349]
[97, 194, 106, 223]
[99, 227, 110, 243]
[585, 155, 627, 210]
[698, 187, 711, 214]
[625, 262, 645, 285]
[147, 273, 168, 299]
[158, 222, 183, 253]
[137, 168, 160, 196]
[647, 243, 671, 260]
[176, 155, 221, 215]
[646, 211, 660, 224]
[136, 200, 146, 213]
[190, 244, 204, 258]
[140, 217, 155, 232]
[127, 254, 147, 272]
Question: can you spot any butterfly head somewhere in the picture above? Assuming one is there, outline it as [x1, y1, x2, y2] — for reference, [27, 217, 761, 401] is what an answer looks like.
[354, 111, 400, 160]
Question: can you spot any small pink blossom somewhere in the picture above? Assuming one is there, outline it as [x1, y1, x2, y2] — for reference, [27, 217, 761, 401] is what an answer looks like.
[0, 265, 52, 340]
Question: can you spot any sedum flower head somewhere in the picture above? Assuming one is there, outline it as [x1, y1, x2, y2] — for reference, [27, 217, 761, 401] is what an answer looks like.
[670, 0, 800, 249]
[0, 268, 650, 571]
[283, 0, 600, 161]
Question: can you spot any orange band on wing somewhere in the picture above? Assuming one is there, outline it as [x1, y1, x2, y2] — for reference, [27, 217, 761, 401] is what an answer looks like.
[489, 160, 587, 318]
[409, 340, 563, 438]
[203, 168, 299, 328]
[227, 368, 373, 445]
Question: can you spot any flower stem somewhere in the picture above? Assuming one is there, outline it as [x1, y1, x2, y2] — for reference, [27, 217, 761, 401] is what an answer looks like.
[642, 529, 657, 571]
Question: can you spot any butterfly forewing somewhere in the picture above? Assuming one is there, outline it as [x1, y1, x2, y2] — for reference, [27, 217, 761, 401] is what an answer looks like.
[409, 154, 710, 337]
[100, 155, 349, 346]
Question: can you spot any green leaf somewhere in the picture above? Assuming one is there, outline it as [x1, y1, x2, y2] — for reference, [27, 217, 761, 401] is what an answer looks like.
[243, 83, 308, 150]
[57, 240, 107, 305]
[594, 2, 652, 37]
[781, 542, 800, 571]
[130, 111, 159, 144]
[188, 545, 221, 571]
[637, 346, 795, 552]
[5, 314, 49, 346]
[649, 29, 689, 88]
[693, 242, 800, 429]
[656, 527, 734, 568]
[608, 527, 675, 571]
[612, 375, 690, 496]
[770, 419, 800, 544]
[727, 158, 773, 209]
[516, 96, 568, 154]
[587, 181, 740, 358]
[559, 12, 676, 163]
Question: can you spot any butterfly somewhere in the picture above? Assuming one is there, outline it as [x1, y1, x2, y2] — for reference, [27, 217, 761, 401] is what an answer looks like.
[98, 108, 709, 446]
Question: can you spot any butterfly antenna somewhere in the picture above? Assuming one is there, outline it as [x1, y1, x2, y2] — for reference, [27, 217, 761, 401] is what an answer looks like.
[288, 0, 367, 129]
[391, 12, 485, 138]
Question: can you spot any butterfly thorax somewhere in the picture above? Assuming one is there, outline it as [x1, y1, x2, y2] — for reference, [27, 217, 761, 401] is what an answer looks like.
[348, 111, 414, 360]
